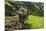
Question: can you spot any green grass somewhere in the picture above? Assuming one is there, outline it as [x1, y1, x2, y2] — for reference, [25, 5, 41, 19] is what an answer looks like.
[25, 15, 44, 29]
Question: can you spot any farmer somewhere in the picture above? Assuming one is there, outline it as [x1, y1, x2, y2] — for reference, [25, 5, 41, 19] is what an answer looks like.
[18, 6, 27, 25]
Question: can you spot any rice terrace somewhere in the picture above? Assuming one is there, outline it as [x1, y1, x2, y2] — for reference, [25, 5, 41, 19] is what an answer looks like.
[5, 0, 44, 31]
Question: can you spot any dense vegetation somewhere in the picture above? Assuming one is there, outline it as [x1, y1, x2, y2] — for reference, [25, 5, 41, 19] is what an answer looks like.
[5, 1, 44, 16]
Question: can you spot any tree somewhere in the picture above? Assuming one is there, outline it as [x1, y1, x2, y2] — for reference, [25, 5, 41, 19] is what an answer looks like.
[5, 1, 44, 16]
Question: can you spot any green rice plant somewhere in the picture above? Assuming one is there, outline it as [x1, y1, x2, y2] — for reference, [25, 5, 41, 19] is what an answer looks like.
[25, 15, 44, 29]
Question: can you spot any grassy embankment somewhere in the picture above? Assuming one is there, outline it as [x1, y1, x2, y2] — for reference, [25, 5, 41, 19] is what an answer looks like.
[5, 15, 44, 29]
